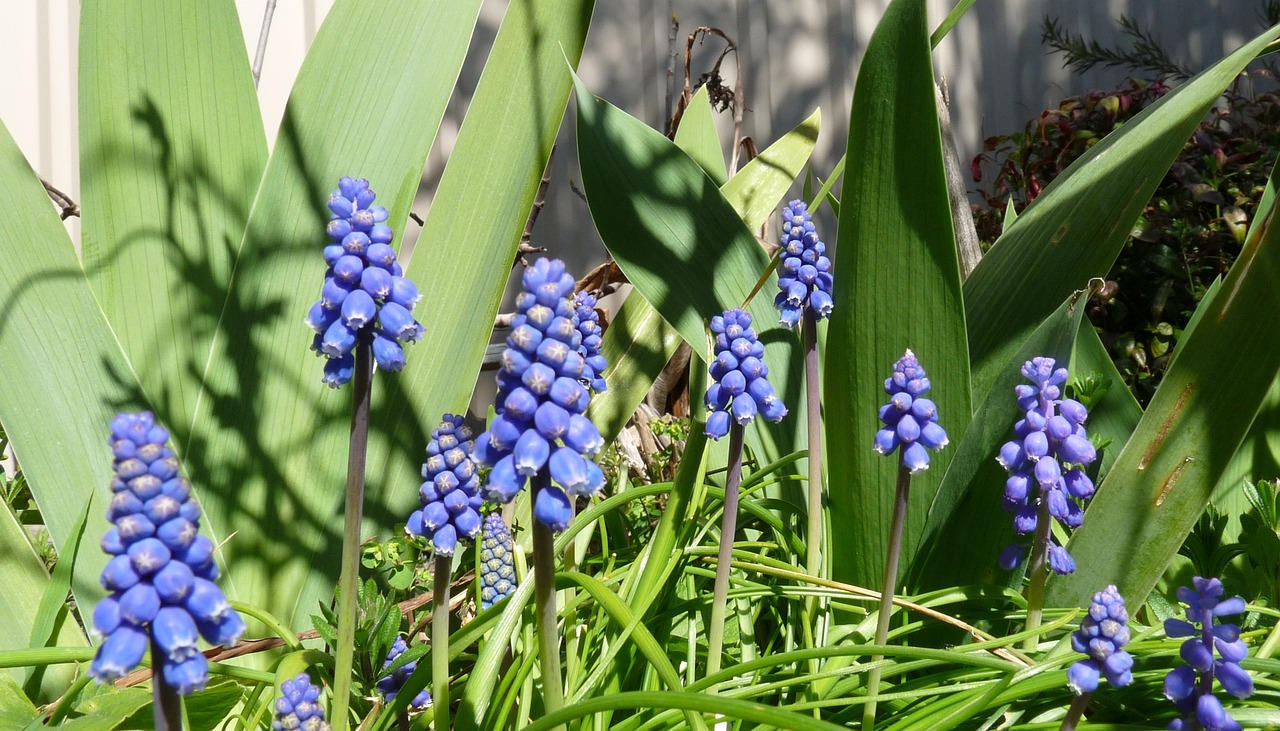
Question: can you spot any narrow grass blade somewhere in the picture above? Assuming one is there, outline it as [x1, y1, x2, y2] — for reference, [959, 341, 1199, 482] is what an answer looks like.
[23, 495, 92, 700]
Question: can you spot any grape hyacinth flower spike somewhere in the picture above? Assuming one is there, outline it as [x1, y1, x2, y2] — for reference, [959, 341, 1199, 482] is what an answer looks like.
[405, 414, 483, 556]
[480, 513, 517, 610]
[1164, 577, 1253, 731]
[996, 356, 1097, 648]
[91, 412, 245, 729]
[705, 307, 786, 680]
[273, 673, 331, 731]
[773, 199, 833, 328]
[471, 257, 608, 719]
[305, 176, 425, 386]
[473, 257, 608, 532]
[865, 350, 947, 730]
[573, 291, 609, 393]
[1061, 586, 1133, 731]
[704, 308, 787, 440]
[873, 349, 949, 472]
[376, 637, 432, 710]
[404, 413, 481, 726]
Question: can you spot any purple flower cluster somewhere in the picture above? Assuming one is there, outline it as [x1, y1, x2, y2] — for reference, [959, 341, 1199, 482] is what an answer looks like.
[273, 673, 330, 731]
[1164, 577, 1253, 731]
[90, 412, 245, 695]
[773, 200, 833, 327]
[704, 308, 787, 439]
[573, 291, 609, 393]
[1067, 585, 1134, 694]
[873, 350, 948, 473]
[405, 415, 483, 556]
[479, 512, 517, 610]
[306, 177, 424, 387]
[997, 357, 1097, 574]
[474, 258, 607, 532]
[376, 636, 432, 710]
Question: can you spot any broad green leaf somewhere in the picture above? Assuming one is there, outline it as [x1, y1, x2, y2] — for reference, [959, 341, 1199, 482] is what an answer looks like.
[183, 679, 245, 731]
[185, 0, 484, 630]
[587, 95, 814, 443]
[79, 0, 268, 442]
[0, 674, 37, 730]
[1046, 192, 1280, 607]
[0, 120, 139, 637]
[673, 87, 727, 185]
[588, 289, 682, 444]
[62, 687, 150, 731]
[825, 0, 970, 591]
[1070, 322, 1142, 478]
[909, 290, 1087, 591]
[0, 504, 83, 702]
[24, 496, 91, 701]
[575, 77, 820, 463]
[363, 0, 596, 537]
[963, 25, 1280, 390]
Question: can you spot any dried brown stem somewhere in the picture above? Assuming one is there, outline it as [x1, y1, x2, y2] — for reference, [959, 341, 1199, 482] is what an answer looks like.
[41, 179, 79, 220]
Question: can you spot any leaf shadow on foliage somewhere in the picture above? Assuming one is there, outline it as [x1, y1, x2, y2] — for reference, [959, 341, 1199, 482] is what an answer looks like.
[80, 98, 437, 623]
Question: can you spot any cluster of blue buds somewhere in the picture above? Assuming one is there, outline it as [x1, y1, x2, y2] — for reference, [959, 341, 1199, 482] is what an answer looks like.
[1067, 585, 1134, 694]
[405, 415, 482, 556]
[273, 673, 330, 731]
[90, 412, 245, 694]
[997, 357, 1097, 574]
[306, 177, 424, 387]
[479, 513, 517, 610]
[873, 350, 948, 473]
[376, 637, 432, 709]
[774, 199, 833, 328]
[573, 291, 608, 393]
[704, 308, 787, 439]
[1164, 577, 1253, 731]
[474, 258, 607, 532]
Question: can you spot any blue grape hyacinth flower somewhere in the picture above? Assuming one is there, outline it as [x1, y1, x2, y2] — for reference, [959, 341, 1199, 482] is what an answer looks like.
[376, 637, 432, 710]
[703, 308, 787, 439]
[405, 415, 483, 556]
[774, 199, 833, 328]
[480, 513, 517, 610]
[1164, 577, 1253, 731]
[273, 673, 330, 731]
[997, 357, 1098, 574]
[574, 291, 608, 393]
[873, 349, 948, 473]
[474, 258, 608, 532]
[306, 177, 425, 387]
[90, 412, 245, 695]
[1067, 585, 1134, 694]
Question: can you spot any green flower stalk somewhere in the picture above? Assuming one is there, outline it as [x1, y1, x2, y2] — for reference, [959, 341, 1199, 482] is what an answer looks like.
[472, 258, 608, 725]
[703, 308, 786, 679]
[864, 350, 947, 731]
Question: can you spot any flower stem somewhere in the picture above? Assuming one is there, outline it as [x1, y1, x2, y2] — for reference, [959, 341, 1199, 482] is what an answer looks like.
[331, 341, 372, 731]
[531, 470, 565, 727]
[1059, 692, 1092, 731]
[150, 636, 182, 731]
[432, 552, 452, 729]
[706, 421, 746, 680]
[862, 458, 912, 731]
[1023, 494, 1053, 651]
[802, 309, 825, 592]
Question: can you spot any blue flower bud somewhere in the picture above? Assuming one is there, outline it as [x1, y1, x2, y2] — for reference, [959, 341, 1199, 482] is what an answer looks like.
[163, 653, 208, 696]
[534, 484, 573, 532]
[372, 332, 406, 372]
[118, 583, 161, 625]
[377, 637, 433, 709]
[773, 200, 833, 325]
[90, 623, 148, 682]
